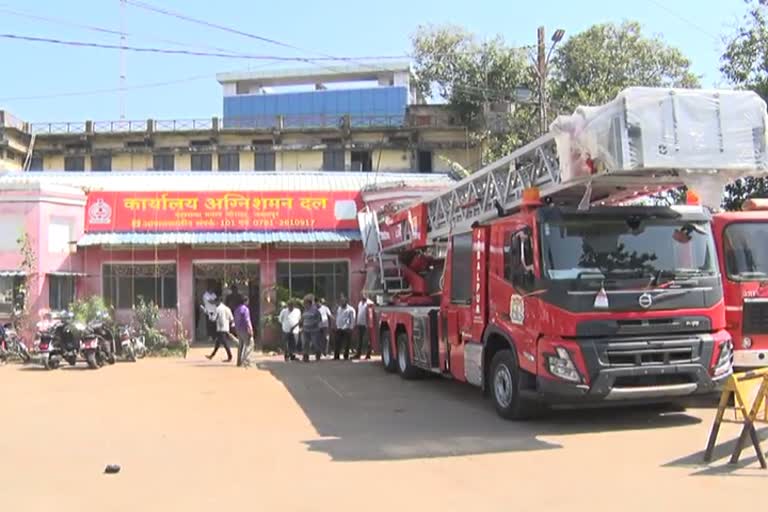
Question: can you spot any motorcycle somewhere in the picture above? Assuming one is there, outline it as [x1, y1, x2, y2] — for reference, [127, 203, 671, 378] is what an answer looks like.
[117, 324, 146, 362]
[39, 312, 79, 370]
[0, 323, 31, 364]
[88, 311, 116, 366]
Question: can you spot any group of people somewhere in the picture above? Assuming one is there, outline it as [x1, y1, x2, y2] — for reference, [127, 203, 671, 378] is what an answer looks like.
[200, 280, 374, 366]
[201, 283, 254, 367]
[278, 294, 372, 362]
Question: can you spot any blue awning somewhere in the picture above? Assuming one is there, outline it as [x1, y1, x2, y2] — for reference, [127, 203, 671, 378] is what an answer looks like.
[77, 230, 361, 247]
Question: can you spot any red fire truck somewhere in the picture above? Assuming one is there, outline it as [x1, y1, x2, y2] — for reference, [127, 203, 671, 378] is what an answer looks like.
[361, 87, 768, 419]
[713, 199, 768, 369]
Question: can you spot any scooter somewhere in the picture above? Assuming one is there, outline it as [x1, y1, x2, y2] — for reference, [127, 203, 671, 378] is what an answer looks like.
[118, 324, 146, 362]
[0, 323, 31, 364]
[88, 312, 116, 366]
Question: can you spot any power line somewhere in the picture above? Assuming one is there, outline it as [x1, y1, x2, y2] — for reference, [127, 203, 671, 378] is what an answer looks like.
[0, 5, 257, 57]
[646, 0, 720, 42]
[0, 33, 408, 62]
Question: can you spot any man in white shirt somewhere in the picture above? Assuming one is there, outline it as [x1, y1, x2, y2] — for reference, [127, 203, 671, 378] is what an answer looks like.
[201, 283, 218, 342]
[317, 298, 333, 356]
[206, 299, 234, 362]
[334, 295, 356, 360]
[278, 301, 301, 361]
[352, 294, 373, 360]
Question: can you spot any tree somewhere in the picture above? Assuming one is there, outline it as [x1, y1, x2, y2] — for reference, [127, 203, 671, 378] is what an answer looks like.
[721, 0, 768, 209]
[411, 25, 539, 162]
[550, 21, 699, 113]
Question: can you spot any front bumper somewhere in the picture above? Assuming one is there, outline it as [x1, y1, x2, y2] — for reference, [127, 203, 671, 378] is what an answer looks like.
[734, 349, 768, 369]
[535, 365, 727, 404]
[534, 331, 731, 404]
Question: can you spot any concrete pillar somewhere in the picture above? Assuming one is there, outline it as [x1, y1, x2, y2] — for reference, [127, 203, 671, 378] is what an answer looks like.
[176, 246, 195, 340]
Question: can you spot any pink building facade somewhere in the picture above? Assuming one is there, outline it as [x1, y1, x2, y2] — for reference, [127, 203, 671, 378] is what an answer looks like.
[0, 172, 449, 343]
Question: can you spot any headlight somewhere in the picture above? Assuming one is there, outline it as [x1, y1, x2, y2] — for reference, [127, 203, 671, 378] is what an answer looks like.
[547, 346, 582, 383]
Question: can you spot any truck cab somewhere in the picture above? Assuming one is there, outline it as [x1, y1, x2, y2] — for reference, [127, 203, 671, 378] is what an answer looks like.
[449, 189, 733, 417]
[713, 199, 768, 369]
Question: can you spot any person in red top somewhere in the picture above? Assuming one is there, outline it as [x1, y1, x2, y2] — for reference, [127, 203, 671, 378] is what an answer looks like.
[234, 296, 254, 368]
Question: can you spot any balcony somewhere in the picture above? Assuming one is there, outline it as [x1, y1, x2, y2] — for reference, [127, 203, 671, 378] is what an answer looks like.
[10, 108, 463, 137]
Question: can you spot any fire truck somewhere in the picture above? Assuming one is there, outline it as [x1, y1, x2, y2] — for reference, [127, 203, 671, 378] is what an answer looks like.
[713, 199, 768, 369]
[360, 87, 768, 419]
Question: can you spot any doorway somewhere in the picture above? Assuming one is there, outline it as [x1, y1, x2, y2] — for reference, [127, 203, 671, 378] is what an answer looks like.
[192, 262, 260, 343]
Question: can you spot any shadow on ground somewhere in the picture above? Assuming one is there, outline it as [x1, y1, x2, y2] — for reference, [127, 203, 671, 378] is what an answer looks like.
[257, 358, 703, 462]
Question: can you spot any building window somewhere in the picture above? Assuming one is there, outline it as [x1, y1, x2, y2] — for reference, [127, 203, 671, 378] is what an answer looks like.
[276, 261, 349, 302]
[91, 154, 112, 172]
[153, 154, 174, 171]
[322, 148, 345, 171]
[49, 275, 76, 311]
[418, 150, 433, 173]
[28, 155, 44, 171]
[0, 276, 24, 316]
[48, 218, 73, 254]
[64, 156, 85, 172]
[102, 263, 177, 309]
[191, 153, 212, 171]
[218, 152, 240, 172]
[254, 150, 276, 171]
[351, 150, 372, 172]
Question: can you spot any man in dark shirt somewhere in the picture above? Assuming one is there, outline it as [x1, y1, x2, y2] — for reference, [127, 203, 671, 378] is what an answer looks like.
[299, 294, 322, 362]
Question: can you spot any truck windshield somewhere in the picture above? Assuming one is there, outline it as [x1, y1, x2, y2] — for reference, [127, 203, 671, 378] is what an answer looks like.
[723, 222, 768, 281]
[541, 216, 716, 282]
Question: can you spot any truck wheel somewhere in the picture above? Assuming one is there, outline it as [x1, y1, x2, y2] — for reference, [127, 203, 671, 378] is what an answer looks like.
[396, 331, 421, 380]
[380, 330, 397, 373]
[489, 350, 536, 420]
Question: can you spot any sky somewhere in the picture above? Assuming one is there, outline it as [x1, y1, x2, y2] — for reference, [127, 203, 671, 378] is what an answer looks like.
[0, 0, 750, 122]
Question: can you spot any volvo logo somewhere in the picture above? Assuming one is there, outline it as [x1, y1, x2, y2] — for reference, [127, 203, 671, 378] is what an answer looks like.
[638, 293, 653, 309]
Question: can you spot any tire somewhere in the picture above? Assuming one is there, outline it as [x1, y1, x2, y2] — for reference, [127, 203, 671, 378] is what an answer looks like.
[41, 353, 51, 370]
[86, 351, 99, 370]
[380, 330, 398, 373]
[396, 331, 421, 380]
[65, 355, 77, 366]
[125, 345, 136, 363]
[489, 349, 537, 420]
[49, 356, 61, 370]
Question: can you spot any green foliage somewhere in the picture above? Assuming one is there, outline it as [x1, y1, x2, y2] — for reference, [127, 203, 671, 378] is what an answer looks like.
[12, 233, 37, 332]
[69, 295, 110, 323]
[132, 297, 169, 353]
[550, 21, 700, 112]
[720, 1, 768, 208]
[261, 285, 302, 328]
[411, 24, 539, 161]
[722, 0, 768, 99]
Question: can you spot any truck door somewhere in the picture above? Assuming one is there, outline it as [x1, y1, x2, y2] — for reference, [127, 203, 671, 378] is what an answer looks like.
[488, 222, 540, 376]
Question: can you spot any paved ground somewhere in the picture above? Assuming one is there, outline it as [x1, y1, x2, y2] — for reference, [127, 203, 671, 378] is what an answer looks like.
[0, 348, 766, 511]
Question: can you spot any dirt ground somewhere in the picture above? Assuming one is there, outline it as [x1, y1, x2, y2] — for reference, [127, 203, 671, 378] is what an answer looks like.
[0, 348, 766, 512]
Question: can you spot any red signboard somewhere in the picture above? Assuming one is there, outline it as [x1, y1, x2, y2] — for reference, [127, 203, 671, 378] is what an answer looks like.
[85, 191, 362, 232]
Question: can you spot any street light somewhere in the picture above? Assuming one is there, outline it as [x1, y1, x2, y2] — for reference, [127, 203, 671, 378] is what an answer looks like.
[535, 26, 565, 134]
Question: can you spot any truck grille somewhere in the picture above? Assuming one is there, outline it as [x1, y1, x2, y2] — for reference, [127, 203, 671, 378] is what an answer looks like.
[743, 300, 768, 334]
[606, 346, 693, 367]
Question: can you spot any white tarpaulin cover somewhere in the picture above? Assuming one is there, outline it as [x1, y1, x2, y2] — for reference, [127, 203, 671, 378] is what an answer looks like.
[550, 87, 768, 208]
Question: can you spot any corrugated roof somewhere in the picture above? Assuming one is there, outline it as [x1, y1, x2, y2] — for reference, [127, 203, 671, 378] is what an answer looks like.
[0, 270, 25, 277]
[0, 171, 453, 192]
[77, 230, 361, 247]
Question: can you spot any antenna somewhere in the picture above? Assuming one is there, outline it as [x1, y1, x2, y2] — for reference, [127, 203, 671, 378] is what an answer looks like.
[119, 0, 127, 119]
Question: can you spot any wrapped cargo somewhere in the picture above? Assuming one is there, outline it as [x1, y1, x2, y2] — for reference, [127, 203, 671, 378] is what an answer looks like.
[550, 87, 768, 188]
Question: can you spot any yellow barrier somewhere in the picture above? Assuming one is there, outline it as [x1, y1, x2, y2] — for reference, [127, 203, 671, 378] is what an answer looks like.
[704, 367, 768, 469]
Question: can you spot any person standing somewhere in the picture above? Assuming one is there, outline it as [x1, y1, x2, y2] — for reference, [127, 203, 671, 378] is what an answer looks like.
[234, 296, 254, 367]
[226, 283, 244, 311]
[334, 295, 356, 360]
[299, 294, 322, 362]
[206, 299, 234, 362]
[279, 301, 300, 361]
[201, 282, 218, 343]
[352, 294, 373, 360]
[317, 298, 334, 356]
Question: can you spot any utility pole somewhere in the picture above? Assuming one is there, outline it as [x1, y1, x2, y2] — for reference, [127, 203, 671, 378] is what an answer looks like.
[119, 0, 127, 120]
[537, 26, 547, 135]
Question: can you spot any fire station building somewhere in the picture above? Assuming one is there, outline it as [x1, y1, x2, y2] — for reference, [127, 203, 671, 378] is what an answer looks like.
[0, 171, 449, 341]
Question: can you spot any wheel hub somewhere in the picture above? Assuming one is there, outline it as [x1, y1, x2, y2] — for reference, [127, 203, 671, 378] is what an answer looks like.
[494, 363, 514, 408]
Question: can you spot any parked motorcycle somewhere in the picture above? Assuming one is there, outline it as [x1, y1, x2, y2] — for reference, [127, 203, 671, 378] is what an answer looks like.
[38, 312, 79, 370]
[117, 324, 146, 362]
[88, 311, 116, 366]
[0, 323, 31, 364]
